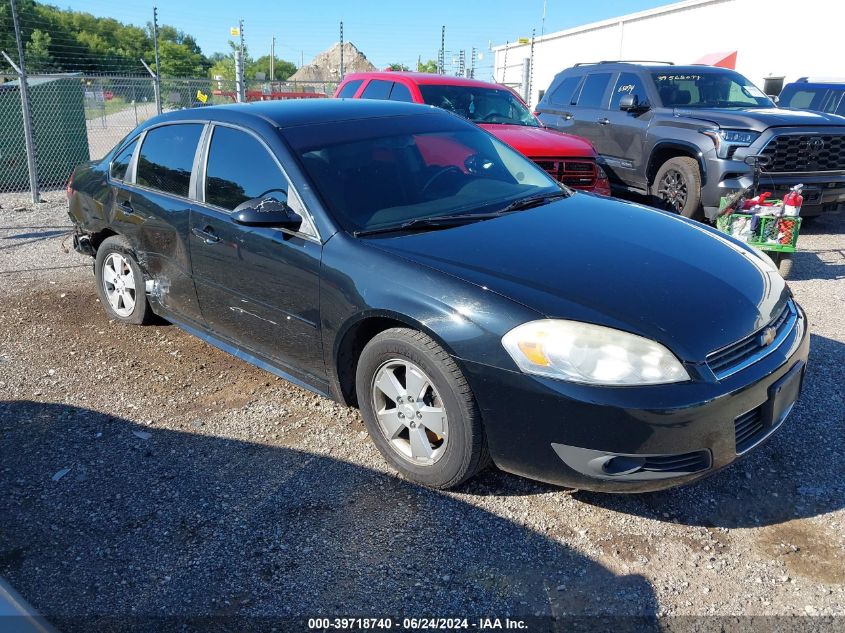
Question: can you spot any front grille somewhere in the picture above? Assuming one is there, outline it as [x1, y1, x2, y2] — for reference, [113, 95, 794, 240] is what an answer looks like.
[734, 406, 765, 453]
[707, 301, 795, 379]
[533, 158, 597, 189]
[759, 134, 845, 172]
[641, 451, 710, 474]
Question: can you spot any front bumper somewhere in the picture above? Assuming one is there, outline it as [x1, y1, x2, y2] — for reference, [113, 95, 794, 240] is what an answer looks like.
[459, 304, 810, 492]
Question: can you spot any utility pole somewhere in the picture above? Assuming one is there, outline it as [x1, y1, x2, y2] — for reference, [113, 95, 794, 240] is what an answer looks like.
[470, 47, 476, 79]
[438, 26, 445, 75]
[270, 36, 275, 81]
[528, 29, 536, 106]
[238, 19, 245, 101]
[502, 41, 509, 84]
[339, 21, 344, 80]
[7, 0, 39, 202]
[152, 6, 162, 114]
[458, 50, 465, 77]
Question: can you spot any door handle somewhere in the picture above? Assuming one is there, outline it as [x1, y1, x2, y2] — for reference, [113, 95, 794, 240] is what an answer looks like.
[598, 117, 610, 125]
[562, 112, 573, 120]
[118, 200, 134, 213]
[192, 226, 220, 245]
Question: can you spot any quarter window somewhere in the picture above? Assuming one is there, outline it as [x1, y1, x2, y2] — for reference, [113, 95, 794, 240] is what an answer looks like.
[337, 79, 363, 98]
[136, 124, 203, 197]
[110, 138, 138, 181]
[361, 80, 393, 100]
[611, 72, 648, 109]
[575, 73, 612, 108]
[548, 76, 582, 106]
[204, 126, 288, 211]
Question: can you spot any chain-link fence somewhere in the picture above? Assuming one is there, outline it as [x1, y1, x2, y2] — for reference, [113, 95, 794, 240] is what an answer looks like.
[0, 71, 338, 199]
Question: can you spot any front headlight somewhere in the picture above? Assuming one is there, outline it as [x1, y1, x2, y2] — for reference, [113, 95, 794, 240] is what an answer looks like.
[701, 128, 761, 159]
[502, 320, 690, 385]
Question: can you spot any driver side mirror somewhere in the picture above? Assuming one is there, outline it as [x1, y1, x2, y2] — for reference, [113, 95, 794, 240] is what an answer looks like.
[619, 94, 648, 112]
[233, 197, 302, 230]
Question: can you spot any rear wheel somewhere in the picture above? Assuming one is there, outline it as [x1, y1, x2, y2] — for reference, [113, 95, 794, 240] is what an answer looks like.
[651, 156, 703, 220]
[355, 328, 489, 489]
[94, 235, 154, 325]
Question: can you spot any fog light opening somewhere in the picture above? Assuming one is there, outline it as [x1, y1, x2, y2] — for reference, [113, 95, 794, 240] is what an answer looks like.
[600, 455, 646, 476]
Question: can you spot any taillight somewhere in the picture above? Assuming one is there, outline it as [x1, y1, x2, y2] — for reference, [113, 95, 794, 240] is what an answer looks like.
[593, 165, 611, 196]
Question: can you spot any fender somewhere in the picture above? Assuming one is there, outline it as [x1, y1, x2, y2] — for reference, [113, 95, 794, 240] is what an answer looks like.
[648, 140, 709, 186]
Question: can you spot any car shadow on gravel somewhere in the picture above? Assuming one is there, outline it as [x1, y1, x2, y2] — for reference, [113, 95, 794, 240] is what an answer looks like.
[0, 400, 659, 632]
[572, 333, 845, 529]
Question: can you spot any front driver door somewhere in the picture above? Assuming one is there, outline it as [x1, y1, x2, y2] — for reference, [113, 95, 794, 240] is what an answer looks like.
[188, 124, 325, 385]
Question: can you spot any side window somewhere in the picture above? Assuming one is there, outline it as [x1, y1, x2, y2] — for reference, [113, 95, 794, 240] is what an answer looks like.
[205, 126, 288, 211]
[337, 79, 363, 98]
[575, 73, 612, 108]
[388, 82, 414, 102]
[610, 72, 648, 109]
[136, 124, 203, 197]
[837, 93, 845, 116]
[783, 89, 822, 110]
[110, 138, 138, 181]
[360, 80, 393, 100]
[549, 75, 582, 106]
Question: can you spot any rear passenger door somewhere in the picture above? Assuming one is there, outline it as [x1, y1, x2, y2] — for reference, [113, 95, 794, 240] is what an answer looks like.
[188, 124, 325, 384]
[566, 72, 613, 146]
[536, 74, 583, 133]
[116, 122, 205, 324]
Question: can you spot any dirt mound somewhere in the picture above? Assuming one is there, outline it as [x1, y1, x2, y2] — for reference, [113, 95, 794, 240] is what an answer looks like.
[289, 42, 376, 82]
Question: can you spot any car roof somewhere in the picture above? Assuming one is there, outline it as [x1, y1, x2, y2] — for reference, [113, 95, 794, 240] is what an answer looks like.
[564, 63, 739, 74]
[149, 98, 444, 129]
[342, 71, 514, 90]
[790, 77, 845, 87]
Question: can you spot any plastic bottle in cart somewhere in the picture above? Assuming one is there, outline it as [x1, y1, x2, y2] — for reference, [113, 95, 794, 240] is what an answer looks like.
[783, 184, 804, 217]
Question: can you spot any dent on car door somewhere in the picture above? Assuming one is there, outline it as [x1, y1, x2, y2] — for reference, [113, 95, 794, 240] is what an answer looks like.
[118, 122, 205, 323]
[188, 124, 325, 385]
[595, 72, 653, 188]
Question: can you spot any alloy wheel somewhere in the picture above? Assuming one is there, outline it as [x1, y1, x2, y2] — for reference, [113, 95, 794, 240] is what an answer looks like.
[371, 359, 448, 465]
[657, 168, 688, 212]
[102, 252, 136, 317]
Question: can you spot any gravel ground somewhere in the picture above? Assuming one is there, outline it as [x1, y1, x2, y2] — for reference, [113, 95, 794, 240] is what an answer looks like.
[1, 191, 843, 632]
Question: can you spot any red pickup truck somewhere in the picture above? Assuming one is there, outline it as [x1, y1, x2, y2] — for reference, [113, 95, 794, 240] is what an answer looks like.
[334, 71, 610, 195]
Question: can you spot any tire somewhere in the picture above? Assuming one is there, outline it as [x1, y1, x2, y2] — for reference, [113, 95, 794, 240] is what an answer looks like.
[355, 327, 490, 489]
[94, 235, 154, 325]
[772, 252, 794, 278]
[651, 156, 703, 220]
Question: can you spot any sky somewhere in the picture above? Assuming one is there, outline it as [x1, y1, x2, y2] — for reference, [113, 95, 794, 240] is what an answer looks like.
[60, 0, 672, 78]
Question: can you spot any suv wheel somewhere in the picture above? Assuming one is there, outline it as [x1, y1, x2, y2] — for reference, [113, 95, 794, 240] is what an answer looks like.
[651, 157, 703, 220]
[355, 327, 490, 489]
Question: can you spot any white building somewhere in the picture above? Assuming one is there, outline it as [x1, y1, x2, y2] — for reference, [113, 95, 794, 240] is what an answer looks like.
[494, 0, 845, 107]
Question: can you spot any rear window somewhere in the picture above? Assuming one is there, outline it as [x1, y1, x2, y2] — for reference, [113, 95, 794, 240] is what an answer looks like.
[389, 82, 414, 102]
[361, 80, 393, 100]
[575, 73, 611, 108]
[110, 138, 138, 182]
[337, 79, 362, 98]
[136, 124, 203, 197]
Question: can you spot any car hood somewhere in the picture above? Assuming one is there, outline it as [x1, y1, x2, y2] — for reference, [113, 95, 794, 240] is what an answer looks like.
[673, 107, 845, 131]
[367, 195, 788, 362]
[479, 123, 597, 158]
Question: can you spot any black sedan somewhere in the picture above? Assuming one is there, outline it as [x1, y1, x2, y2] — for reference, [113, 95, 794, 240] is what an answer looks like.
[67, 99, 809, 492]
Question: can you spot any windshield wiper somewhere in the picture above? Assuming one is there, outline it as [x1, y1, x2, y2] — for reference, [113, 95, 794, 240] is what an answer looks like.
[353, 212, 504, 237]
[498, 190, 570, 213]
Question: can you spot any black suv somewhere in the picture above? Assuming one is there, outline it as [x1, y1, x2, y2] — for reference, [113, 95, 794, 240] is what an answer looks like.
[535, 62, 845, 221]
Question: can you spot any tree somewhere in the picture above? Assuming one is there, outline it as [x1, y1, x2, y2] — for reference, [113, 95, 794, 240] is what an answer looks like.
[25, 29, 53, 72]
[388, 63, 410, 71]
[249, 55, 297, 81]
[417, 59, 438, 73]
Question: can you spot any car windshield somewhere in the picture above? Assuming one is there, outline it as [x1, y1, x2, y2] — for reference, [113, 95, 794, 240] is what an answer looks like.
[652, 70, 773, 109]
[283, 114, 559, 234]
[418, 84, 539, 127]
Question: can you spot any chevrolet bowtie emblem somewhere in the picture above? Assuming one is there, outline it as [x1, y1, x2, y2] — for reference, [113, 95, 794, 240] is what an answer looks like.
[759, 326, 777, 347]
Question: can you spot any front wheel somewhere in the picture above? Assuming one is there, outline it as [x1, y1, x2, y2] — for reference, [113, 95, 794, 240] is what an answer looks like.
[355, 328, 489, 489]
[651, 156, 703, 220]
